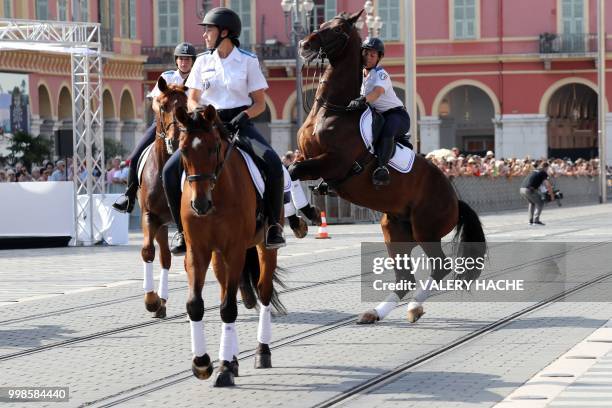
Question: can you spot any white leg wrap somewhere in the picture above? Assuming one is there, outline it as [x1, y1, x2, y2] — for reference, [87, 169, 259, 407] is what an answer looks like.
[143, 262, 154, 292]
[158, 268, 169, 300]
[291, 180, 309, 209]
[285, 201, 297, 217]
[190, 320, 207, 357]
[219, 322, 236, 362]
[233, 327, 240, 358]
[374, 292, 400, 320]
[257, 302, 272, 344]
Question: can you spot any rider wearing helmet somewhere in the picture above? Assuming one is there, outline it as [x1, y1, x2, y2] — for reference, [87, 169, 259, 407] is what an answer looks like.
[162, 7, 286, 254]
[348, 37, 411, 186]
[112, 42, 196, 213]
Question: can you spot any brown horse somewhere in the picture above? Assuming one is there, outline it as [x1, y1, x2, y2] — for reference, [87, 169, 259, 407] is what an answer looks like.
[175, 105, 285, 387]
[138, 77, 187, 318]
[289, 11, 486, 323]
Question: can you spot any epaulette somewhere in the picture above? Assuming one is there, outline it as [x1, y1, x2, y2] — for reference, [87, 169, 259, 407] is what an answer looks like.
[237, 48, 257, 58]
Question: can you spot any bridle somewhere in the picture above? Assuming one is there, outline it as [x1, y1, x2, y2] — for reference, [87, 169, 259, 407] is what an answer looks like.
[157, 105, 181, 154]
[181, 124, 237, 193]
[310, 17, 352, 61]
[302, 17, 361, 114]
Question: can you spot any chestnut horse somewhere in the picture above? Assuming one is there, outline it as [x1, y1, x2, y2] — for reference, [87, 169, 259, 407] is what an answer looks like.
[289, 11, 486, 323]
[138, 77, 187, 318]
[176, 105, 285, 387]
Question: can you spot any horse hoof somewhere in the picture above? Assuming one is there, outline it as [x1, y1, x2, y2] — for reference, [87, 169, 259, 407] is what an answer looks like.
[230, 356, 239, 377]
[144, 291, 161, 313]
[407, 306, 425, 323]
[356, 309, 379, 324]
[291, 217, 308, 239]
[192, 355, 214, 380]
[213, 361, 235, 387]
[153, 300, 166, 318]
[254, 343, 272, 369]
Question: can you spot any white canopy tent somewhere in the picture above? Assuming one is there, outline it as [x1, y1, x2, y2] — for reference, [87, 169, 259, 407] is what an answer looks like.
[0, 18, 105, 245]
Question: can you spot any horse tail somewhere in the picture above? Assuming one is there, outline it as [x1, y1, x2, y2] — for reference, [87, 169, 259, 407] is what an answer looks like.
[241, 247, 287, 315]
[452, 200, 487, 282]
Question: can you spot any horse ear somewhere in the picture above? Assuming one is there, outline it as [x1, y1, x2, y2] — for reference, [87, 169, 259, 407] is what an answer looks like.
[175, 105, 190, 127]
[348, 9, 364, 25]
[158, 76, 168, 93]
[202, 104, 217, 123]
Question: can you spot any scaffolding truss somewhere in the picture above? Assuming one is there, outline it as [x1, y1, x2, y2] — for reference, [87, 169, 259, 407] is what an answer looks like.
[0, 19, 105, 245]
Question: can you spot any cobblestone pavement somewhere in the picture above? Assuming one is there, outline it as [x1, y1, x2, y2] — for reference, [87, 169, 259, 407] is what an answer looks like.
[1, 203, 611, 407]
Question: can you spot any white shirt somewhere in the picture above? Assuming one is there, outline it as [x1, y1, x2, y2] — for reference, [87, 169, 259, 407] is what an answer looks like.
[185, 47, 268, 109]
[148, 69, 186, 98]
[360, 66, 403, 112]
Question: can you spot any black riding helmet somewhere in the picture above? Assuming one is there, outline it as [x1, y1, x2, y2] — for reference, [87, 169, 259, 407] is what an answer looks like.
[198, 7, 242, 49]
[174, 42, 197, 62]
[361, 37, 385, 56]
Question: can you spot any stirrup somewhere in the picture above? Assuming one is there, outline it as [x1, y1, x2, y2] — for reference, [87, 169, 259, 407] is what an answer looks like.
[372, 166, 390, 186]
[265, 223, 286, 249]
[112, 195, 134, 213]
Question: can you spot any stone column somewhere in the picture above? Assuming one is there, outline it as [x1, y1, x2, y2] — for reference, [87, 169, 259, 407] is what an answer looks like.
[269, 120, 294, 156]
[103, 119, 122, 142]
[418, 116, 441, 154]
[120, 120, 139, 152]
[30, 114, 43, 136]
[496, 114, 548, 159]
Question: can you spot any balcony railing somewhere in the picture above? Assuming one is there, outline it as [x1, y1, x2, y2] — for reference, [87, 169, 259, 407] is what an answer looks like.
[539, 33, 597, 54]
[142, 43, 297, 66]
[100, 27, 113, 52]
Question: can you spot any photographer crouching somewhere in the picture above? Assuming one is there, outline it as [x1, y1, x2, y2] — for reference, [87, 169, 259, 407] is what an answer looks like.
[520, 161, 555, 226]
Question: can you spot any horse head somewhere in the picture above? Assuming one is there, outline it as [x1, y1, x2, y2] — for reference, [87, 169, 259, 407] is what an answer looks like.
[299, 9, 363, 65]
[176, 104, 227, 216]
[155, 76, 188, 155]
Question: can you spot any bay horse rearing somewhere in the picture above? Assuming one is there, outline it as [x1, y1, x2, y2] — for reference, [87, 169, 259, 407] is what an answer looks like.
[139, 77, 187, 319]
[289, 10, 487, 323]
[176, 105, 286, 387]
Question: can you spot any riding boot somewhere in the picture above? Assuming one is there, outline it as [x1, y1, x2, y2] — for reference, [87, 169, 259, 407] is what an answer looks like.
[112, 167, 138, 213]
[265, 176, 287, 249]
[162, 152, 186, 255]
[372, 136, 395, 186]
[168, 194, 186, 255]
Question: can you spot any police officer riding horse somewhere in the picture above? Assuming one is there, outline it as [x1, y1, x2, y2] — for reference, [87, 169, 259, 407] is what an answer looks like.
[348, 37, 412, 186]
[163, 7, 287, 253]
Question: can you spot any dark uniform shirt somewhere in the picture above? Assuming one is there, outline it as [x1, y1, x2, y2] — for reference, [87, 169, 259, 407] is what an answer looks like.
[521, 169, 548, 189]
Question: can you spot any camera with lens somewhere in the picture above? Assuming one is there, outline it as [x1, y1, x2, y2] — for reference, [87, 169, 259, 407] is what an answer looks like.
[541, 188, 563, 206]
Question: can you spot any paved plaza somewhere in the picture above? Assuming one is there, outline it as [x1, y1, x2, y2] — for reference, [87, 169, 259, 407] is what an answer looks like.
[1, 202, 612, 407]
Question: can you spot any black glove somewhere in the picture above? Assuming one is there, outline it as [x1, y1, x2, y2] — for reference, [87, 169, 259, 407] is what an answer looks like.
[228, 111, 250, 133]
[348, 96, 367, 110]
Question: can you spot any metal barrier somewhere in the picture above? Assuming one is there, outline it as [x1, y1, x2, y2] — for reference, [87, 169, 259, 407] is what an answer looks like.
[125, 177, 608, 228]
[300, 176, 605, 224]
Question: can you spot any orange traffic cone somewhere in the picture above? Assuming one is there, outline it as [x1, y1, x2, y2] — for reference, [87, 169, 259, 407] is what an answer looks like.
[315, 211, 331, 239]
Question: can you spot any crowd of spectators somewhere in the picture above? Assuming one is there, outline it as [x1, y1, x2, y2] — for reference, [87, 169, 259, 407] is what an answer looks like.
[0, 156, 129, 186]
[1, 148, 608, 184]
[425, 148, 606, 179]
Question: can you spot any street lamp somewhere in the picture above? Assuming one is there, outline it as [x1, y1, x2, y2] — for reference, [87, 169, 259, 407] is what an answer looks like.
[281, 0, 314, 127]
[358, 0, 384, 38]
